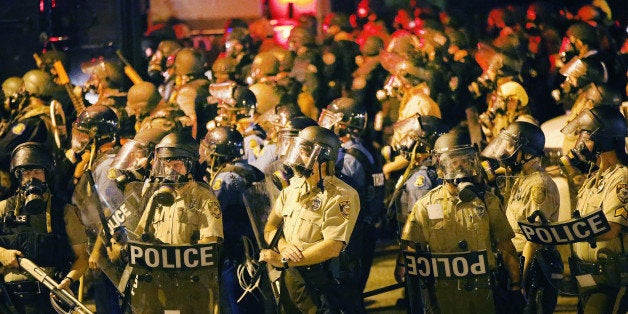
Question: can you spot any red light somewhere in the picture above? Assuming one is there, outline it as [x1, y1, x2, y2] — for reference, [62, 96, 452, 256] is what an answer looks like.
[51, 0, 56, 8]
[39, 0, 44, 12]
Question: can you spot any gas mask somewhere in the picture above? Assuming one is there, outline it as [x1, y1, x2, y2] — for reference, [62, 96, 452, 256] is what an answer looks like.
[272, 164, 294, 191]
[20, 178, 47, 214]
[451, 179, 481, 203]
[153, 185, 176, 206]
[435, 147, 481, 202]
[560, 131, 596, 173]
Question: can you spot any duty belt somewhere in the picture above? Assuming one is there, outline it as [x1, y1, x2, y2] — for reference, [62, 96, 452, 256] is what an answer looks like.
[433, 272, 496, 291]
[5, 280, 44, 295]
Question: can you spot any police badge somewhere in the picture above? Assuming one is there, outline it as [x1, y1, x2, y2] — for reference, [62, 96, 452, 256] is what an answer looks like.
[311, 198, 321, 211]
[212, 178, 223, 191]
[476, 205, 486, 218]
[339, 200, 350, 220]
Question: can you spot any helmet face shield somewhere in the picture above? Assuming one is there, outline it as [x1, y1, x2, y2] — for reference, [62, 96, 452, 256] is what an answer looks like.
[283, 137, 332, 174]
[152, 156, 192, 182]
[71, 125, 93, 154]
[560, 109, 602, 137]
[434, 147, 479, 180]
[318, 109, 344, 130]
[481, 130, 523, 161]
[111, 140, 151, 172]
[277, 130, 298, 157]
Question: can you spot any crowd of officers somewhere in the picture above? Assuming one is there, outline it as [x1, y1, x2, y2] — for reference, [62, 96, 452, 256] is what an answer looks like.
[0, 0, 626, 313]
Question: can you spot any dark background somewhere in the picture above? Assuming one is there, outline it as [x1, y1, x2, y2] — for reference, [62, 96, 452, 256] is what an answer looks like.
[0, 0, 625, 84]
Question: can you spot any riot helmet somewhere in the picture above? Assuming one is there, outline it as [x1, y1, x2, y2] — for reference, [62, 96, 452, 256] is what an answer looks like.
[392, 114, 448, 158]
[218, 87, 257, 124]
[81, 58, 124, 91]
[152, 130, 199, 183]
[319, 97, 367, 137]
[22, 70, 54, 98]
[283, 126, 340, 177]
[127, 81, 161, 118]
[109, 127, 169, 184]
[2, 77, 23, 98]
[173, 48, 206, 77]
[277, 116, 318, 157]
[199, 126, 244, 167]
[559, 56, 607, 91]
[211, 57, 236, 83]
[148, 40, 181, 77]
[493, 81, 529, 114]
[10, 142, 53, 180]
[10, 142, 53, 214]
[481, 121, 545, 169]
[561, 106, 628, 156]
[432, 130, 480, 181]
[249, 52, 280, 83]
[71, 105, 119, 154]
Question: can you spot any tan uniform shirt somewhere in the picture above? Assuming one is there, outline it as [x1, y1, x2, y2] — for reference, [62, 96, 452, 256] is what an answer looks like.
[506, 171, 560, 251]
[401, 185, 514, 268]
[137, 181, 223, 245]
[274, 176, 360, 251]
[572, 164, 628, 262]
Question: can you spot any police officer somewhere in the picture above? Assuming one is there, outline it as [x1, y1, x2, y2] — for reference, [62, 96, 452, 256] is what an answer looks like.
[81, 58, 134, 142]
[168, 48, 211, 139]
[69, 104, 124, 314]
[399, 129, 524, 313]
[147, 39, 181, 86]
[481, 121, 561, 313]
[0, 70, 58, 198]
[319, 97, 384, 306]
[287, 26, 325, 114]
[223, 27, 255, 86]
[560, 106, 628, 314]
[126, 81, 163, 132]
[259, 126, 360, 313]
[199, 126, 265, 313]
[479, 81, 537, 143]
[0, 142, 88, 313]
[109, 130, 223, 313]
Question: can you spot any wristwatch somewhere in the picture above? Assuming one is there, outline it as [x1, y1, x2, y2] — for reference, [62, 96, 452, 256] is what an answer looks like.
[281, 257, 289, 269]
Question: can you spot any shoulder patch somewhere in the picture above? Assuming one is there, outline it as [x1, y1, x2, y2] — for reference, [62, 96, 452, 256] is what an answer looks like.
[616, 183, 628, 204]
[208, 200, 222, 219]
[414, 175, 426, 187]
[615, 206, 628, 221]
[339, 200, 350, 220]
[11, 123, 25, 135]
[531, 186, 547, 205]
[212, 178, 223, 191]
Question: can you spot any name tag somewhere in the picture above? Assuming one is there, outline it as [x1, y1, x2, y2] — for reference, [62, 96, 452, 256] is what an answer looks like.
[517, 210, 610, 245]
[372, 173, 385, 187]
[128, 241, 219, 270]
[403, 250, 489, 279]
[427, 204, 444, 220]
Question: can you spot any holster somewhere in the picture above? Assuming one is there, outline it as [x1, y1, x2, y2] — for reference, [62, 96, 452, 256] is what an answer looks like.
[4, 281, 46, 302]
[570, 255, 628, 289]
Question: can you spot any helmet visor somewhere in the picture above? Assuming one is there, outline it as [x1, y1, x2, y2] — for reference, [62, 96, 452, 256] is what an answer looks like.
[71, 126, 92, 154]
[435, 147, 479, 180]
[277, 130, 298, 157]
[283, 137, 329, 172]
[481, 130, 522, 161]
[560, 109, 602, 137]
[318, 109, 343, 129]
[152, 157, 191, 181]
[110, 140, 151, 172]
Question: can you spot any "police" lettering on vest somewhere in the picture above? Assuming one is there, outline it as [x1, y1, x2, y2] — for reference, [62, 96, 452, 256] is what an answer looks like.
[128, 241, 219, 270]
[403, 250, 489, 279]
[518, 210, 610, 245]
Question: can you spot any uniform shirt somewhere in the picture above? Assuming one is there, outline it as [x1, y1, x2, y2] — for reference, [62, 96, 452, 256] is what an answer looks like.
[137, 181, 223, 245]
[505, 171, 560, 251]
[275, 175, 360, 251]
[572, 164, 628, 262]
[249, 142, 278, 173]
[400, 165, 440, 219]
[402, 185, 514, 268]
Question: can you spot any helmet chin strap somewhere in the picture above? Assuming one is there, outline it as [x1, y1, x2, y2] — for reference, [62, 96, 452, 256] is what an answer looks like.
[317, 162, 324, 192]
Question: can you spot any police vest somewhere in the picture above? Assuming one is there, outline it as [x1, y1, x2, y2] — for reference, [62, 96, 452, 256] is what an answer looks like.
[0, 195, 74, 269]
[340, 147, 385, 224]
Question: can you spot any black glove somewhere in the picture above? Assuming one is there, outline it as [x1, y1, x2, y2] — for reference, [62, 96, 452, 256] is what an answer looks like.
[508, 289, 527, 313]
